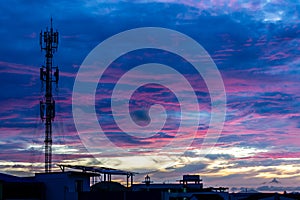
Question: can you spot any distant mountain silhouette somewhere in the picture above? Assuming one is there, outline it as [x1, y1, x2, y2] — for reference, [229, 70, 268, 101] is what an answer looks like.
[231, 178, 292, 193]
[270, 178, 280, 184]
[261, 178, 281, 185]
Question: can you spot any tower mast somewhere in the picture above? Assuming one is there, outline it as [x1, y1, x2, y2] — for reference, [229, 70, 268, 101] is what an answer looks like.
[39, 18, 59, 173]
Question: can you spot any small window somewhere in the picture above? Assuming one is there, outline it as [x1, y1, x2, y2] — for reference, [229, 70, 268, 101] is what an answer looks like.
[75, 180, 83, 192]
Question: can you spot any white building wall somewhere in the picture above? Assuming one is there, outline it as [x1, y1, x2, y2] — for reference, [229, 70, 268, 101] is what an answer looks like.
[35, 172, 91, 200]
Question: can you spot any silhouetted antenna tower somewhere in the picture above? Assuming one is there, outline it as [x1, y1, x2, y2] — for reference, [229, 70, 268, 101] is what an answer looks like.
[39, 18, 59, 173]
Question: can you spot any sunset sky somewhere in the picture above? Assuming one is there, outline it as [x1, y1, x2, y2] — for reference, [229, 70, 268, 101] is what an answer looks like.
[0, 0, 299, 192]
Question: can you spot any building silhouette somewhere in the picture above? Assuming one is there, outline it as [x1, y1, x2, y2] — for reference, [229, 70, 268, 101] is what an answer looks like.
[1, 164, 300, 200]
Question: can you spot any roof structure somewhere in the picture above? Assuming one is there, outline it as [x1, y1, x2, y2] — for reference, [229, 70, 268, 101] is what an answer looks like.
[57, 164, 138, 187]
[57, 164, 137, 175]
[0, 172, 35, 183]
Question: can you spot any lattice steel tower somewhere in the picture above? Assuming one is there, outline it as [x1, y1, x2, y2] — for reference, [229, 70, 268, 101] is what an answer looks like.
[39, 18, 59, 173]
